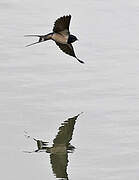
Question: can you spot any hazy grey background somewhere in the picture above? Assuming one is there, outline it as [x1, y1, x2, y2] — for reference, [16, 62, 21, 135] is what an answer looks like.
[0, 0, 139, 179]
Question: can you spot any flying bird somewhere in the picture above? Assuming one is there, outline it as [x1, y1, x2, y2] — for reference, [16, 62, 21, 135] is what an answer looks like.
[25, 15, 84, 64]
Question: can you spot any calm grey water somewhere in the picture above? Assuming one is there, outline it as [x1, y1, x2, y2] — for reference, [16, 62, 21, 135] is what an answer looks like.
[0, 0, 139, 179]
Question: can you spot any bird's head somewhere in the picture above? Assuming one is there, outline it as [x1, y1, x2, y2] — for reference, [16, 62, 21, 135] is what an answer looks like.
[68, 35, 78, 43]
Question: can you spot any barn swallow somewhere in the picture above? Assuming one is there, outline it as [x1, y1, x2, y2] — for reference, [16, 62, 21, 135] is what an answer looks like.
[25, 15, 84, 64]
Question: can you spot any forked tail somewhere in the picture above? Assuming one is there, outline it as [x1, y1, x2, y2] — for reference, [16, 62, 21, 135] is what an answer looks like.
[24, 35, 43, 47]
[24, 33, 52, 47]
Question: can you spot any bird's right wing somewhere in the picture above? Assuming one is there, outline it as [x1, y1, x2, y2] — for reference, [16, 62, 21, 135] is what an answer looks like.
[55, 42, 84, 64]
[53, 15, 71, 36]
[53, 113, 82, 147]
[56, 42, 76, 58]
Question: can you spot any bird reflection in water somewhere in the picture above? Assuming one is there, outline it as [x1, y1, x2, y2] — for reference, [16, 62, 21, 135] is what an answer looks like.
[25, 112, 83, 179]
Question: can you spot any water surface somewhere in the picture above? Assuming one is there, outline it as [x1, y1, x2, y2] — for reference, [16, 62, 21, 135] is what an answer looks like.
[0, 0, 139, 179]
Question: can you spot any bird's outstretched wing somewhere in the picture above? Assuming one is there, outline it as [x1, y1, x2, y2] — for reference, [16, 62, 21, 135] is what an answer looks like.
[53, 15, 71, 35]
[55, 42, 84, 63]
[53, 113, 82, 147]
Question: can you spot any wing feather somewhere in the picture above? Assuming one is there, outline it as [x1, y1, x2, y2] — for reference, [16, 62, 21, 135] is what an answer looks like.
[53, 15, 71, 34]
[56, 42, 76, 58]
[55, 42, 84, 63]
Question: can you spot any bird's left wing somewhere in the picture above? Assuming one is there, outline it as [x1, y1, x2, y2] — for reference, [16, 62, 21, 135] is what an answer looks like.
[55, 42, 84, 63]
[53, 15, 71, 36]
[50, 153, 69, 179]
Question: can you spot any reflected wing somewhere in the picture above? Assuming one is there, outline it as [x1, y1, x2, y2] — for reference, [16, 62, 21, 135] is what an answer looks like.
[53, 15, 71, 35]
[53, 113, 82, 147]
[50, 153, 69, 179]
